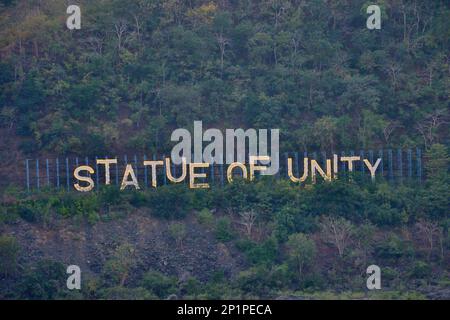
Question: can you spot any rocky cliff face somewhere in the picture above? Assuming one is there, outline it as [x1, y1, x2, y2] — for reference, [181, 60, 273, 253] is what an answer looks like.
[1, 211, 245, 284]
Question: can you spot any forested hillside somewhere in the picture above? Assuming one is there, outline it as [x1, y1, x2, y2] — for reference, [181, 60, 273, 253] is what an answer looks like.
[0, 0, 448, 157]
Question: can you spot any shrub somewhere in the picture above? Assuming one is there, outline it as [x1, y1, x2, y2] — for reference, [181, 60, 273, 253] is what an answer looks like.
[128, 191, 148, 207]
[235, 266, 281, 298]
[274, 205, 318, 241]
[286, 233, 316, 280]
[100, 286, 156, 300]
[309, 180, 367, 222]
[141, 270, 177, 299]
[408, 261, 432, 279]
[236, 237, 279, 266]
[99, 186, 123, 207]
[147, 185, 192, 219]
[52, 193, 100, 223]
[222, 179, 258, 214]
[0, 205, 18, 225]
[168, 222, 187, 247]
[180, 277, 202, 298]
[300, 272, 326, 290]
[369, 203, 405, 227]
[103, 243, 137, 286]
[16, 260, 66, 299]
[374, 234, 413, 260]
[0, 235, 20, 277]
[191, 189, 215, 210]
[17, 203, 39, 223]
[215, 217, 234, 242]
[196, 208, 214, 226]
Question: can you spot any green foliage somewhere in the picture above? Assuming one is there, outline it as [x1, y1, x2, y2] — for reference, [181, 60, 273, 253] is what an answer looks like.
[11, 192, 102, 224]
[17, 203, 39, 223]
[99, 286, 156, 300]
[141, 270, 178, 299]
[3, 175, 446, 298]
[425, 144, 449, 181]
[0, 0, 16, 7]
[147, 185, 192, 219]
[222, 179, 259, 214]
[274, 204, 318, 241]
[103, 243, 137, 286]
[236, 237, 279, 266]
[127, 191, 148, 208]
[422, 144, 449, 219]
[215, 216, 234, 242]
[236, 265, 286, 298]
[98, 186, 124, 207]
[0, 0, 449, 300]
[374, 234, 414, 261]
[16, 260, 66, 300]
[0, 235, 20, 277]
[180, 277, 202, 299]
[286, 233, 316, 281]
[168, 222, 187, 247]
[0, 0, 446, 155]
[310, 180, 367, 222]
[196, 208, 214, 226]
[0, 205, 18, 224]
[408, 261, 432, 280]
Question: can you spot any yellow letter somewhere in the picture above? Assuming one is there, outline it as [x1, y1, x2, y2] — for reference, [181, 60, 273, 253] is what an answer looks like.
[363, 158, 381, 180]
[166, 157, 187, 183]
[74, 165, 94, 192]
[227, 162, 248, 183]
[143, 160, 163, 188]
[287, 157, 308, 183]
[189, 163, 210, 189]
[249, 156, 269, 181]
[333, 154, 338, 179]
[96, 158, 117, 185]
[340, 156, 360, 172]
[311, 159, 332, 183]
[120, 164, 140, 190]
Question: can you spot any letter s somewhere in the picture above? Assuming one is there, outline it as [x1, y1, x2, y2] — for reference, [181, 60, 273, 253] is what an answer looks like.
[74, 165, 95, 192]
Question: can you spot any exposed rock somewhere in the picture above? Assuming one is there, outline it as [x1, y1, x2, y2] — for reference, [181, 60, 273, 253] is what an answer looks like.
[0, 212, 246, 284]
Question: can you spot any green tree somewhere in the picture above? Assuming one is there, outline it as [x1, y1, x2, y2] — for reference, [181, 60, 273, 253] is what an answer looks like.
[286, 233, 316, 281]
[422, 144, 449, 219]
[141, 270, 177, 299]
[103, 243, 137, 287]
[17, 260, 66, 300]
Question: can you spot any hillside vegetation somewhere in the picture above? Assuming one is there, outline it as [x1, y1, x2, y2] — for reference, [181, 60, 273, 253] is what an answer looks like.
[0, 0, 449, 300]
[0, 0, 448, 157]
[0, 146, 449, 299]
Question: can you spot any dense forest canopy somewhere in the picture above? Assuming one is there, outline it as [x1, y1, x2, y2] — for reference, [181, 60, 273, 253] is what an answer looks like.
[0, 0, 448, 157]
[0, 1, 449, 301]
